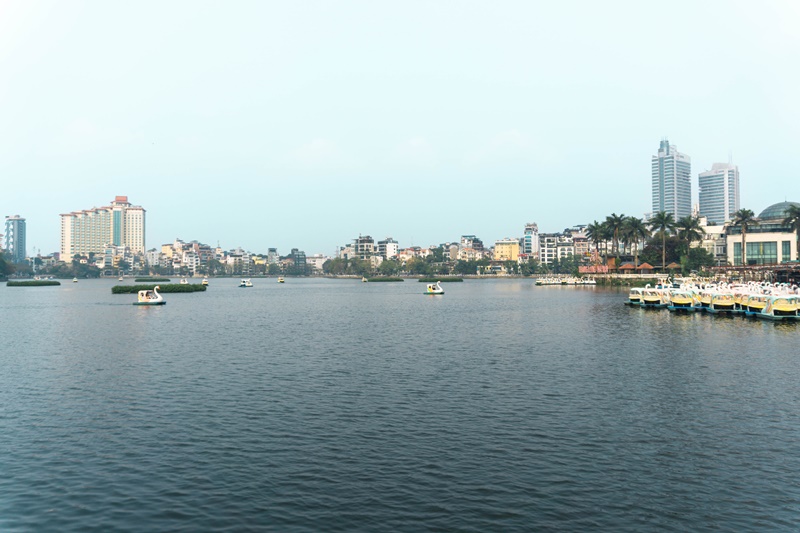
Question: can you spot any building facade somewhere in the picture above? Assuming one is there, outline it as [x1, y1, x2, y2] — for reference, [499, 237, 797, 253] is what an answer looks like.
[522, 223, 539, 259]
[60, 196, 145, 259]
[652, 139, 692, 219]
[493, 238, 520, 262]
[4, 215, 26, 263]
[726, 201, 799, 266]
[699, 163, 739, 224]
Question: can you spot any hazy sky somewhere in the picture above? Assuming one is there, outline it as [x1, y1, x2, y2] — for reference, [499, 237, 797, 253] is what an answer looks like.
[2, 1, 799, 257]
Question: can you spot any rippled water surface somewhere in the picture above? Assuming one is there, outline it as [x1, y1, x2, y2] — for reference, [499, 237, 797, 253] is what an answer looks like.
[2, 278, 799, 531]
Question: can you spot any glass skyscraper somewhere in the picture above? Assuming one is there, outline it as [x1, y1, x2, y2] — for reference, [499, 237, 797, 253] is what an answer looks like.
[698, 163, 739, 225]
[651, 139, 691, 219]
[3, 215, 26, 264]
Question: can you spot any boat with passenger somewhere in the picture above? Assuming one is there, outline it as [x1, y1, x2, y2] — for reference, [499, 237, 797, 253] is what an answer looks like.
[424, 281, 444, 295]
[239, 279, 253, 287]
[277, 277, 285, 283]
[202, 278, 209, 286]
[134, 285, 165, 306]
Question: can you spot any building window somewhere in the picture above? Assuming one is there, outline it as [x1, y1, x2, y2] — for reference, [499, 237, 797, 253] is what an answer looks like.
[782, 241, 791, 262]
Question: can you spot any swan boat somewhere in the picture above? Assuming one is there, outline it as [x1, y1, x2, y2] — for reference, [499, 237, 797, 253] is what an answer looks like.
[134, 285, 165, 305]
[667, 287, 696, 312]
[641, 285, 669, 308]
[201, 278, 209, 286]
[179, 278, 189, 285]
[277, 277, 285, 283]
[72, 277, 78, 283]
[626, 287, 644, 306]
[757, 295, 799, 321]
[239, 279, 253, 287]
[425, 281, 444, 295]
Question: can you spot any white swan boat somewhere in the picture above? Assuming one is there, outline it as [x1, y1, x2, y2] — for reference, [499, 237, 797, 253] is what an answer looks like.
[425, 281, 444, 295]
[179, 278, 189, 285]
[239, 279, 253, 287]
[72, 277, 78, 283]
[134, 285, 165, 305]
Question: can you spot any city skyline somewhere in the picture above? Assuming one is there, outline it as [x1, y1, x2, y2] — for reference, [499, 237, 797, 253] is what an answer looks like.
[2, 2, 799, 255]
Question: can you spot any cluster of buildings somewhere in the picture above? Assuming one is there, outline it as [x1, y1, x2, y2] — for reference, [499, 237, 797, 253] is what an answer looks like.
[2, 143, 798, 276]
[651, 139, 798, 267]
[651, 138, 740, 224]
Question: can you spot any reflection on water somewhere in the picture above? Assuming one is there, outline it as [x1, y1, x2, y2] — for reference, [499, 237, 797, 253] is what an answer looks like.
[1, 279, 799, 532]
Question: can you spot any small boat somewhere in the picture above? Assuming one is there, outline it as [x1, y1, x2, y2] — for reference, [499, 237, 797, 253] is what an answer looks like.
[133, 285, 165, 306]
[757, 295, 799, 321]
[277, 277, 285, 283]
[626, 287, 643, 306]
[118, 276, 124, 281]
[72, 277, 78, 283]
[362, 276, 368, 283]
[239, 279, 253, 287]
[424, 281, 444, 295]
[641, 285, 668, 308]
[201, 278, 209, 286]
[744, 294, 768, 317]
[667, 288, 696, 312]
[179, 278, 189, 285]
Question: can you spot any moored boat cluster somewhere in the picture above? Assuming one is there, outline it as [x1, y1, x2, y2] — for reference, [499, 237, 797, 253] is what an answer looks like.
[536, 276, 597, 286]
[626, 278, 800, 321]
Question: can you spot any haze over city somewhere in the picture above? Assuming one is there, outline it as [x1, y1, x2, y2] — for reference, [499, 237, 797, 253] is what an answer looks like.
[2, 0, 799, 255]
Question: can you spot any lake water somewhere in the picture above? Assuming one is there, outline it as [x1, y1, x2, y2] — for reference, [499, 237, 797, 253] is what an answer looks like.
[1, 278, 799, 532]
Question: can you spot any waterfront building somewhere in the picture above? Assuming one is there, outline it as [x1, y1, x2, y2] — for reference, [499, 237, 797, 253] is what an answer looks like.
[354, 235, 375, 260]
[4, 215, 26, 264]
[493, 238, 520, 262]
[377, 237, 399, 259]
[652, 139, 692, 219]
[60, 196, 145, 260]
[267, 248, 279, 264]
[726, 201, 799, 265]
[699, 163, 740, 224]
[305, 253, 328, 272]
[700, 223, 728, 266]
[460, 235, 484, 251]
[522, 223, 539, 260]
[538, 233, 558, 265]
[290, 248, 307, 271]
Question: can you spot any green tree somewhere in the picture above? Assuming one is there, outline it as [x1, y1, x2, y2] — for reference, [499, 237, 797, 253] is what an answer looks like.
[605, 213, 626, 259]
[406, 258, 431, 276]
[675, 215, 705, 257]
[732, 208, 758, 266]
[585, 221, 604, 258]
[1, 252, 16, 277]
[781, 204, 800, 261]
[268, 263, 282, 275]
[378, 259, 401, 276]
[118, 259, 130, 273]
[648, 211, 676, 270]
[623, 216, 651, 267]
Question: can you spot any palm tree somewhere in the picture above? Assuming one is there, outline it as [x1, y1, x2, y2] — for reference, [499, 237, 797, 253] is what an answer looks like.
[732, 208, 758, 266]
[782, 204, 800, 261]
[676, 215, 706, 257]
[648, 211, 676, 271]
[585, 221, 604, 259]
[605, 213, 626, 259]
[624, 216, 651, 267]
